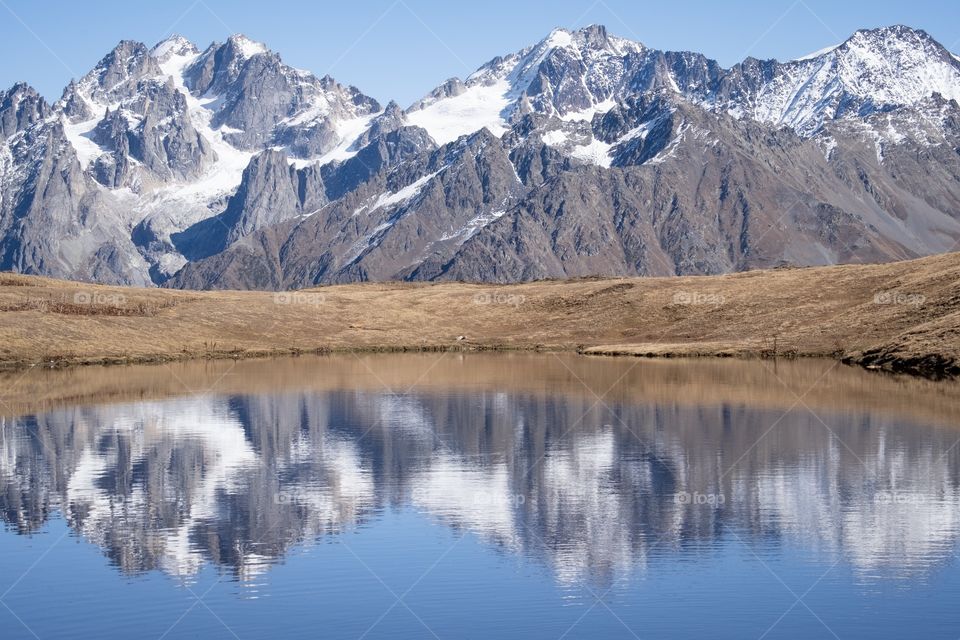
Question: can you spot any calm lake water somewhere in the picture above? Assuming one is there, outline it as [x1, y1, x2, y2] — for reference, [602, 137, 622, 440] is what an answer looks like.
[1, 354, 960, 639]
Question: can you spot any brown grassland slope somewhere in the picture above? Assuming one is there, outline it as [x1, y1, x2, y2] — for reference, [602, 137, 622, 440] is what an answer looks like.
[1, 252, 959, 376]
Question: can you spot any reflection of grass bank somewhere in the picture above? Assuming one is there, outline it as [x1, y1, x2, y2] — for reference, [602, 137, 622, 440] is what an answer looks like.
[3, 354, 960, 431]
[1, 252, 959, 377]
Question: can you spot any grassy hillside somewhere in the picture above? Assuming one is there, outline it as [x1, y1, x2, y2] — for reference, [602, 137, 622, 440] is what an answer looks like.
[2, 252, 960, 376]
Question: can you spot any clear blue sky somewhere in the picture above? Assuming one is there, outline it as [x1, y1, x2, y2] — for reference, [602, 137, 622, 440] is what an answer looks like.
[2, 0, 958, 107]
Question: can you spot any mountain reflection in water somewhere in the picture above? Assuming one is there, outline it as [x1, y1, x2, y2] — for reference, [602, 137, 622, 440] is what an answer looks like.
[1, 354, 959, 589]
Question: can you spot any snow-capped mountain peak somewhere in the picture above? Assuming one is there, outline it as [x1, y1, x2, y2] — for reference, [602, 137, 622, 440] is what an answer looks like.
[408, 22, 960, 145]
[407, 24, 647, 144]
[150, 35, 199, 61]
[750, 24, 960, 135]
[226, 34, 269, 59]
[76, 40, 162, 105]
[2, 23, 960, 290]
[466, 24, 644, 93]
[834, 25, 960, 102]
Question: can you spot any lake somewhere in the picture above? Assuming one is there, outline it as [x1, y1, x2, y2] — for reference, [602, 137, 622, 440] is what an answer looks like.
[1, 353, 959, 639]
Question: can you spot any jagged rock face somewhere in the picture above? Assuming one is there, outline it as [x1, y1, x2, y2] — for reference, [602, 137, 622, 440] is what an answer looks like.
[185, 35, 380, 154]
[1, 25, 960, 288]
[519, 26, 650, 117]
[354, 101, 407, 148]
[81, 41, 163, 104]
[507, 122, 578, 187]
[57, 81, 93, 123]
[0, 33, 383, 285]
[324, 128, 526, 284]
[127, 78, 216, 182]
[0, 123, 149, 284]
[211, 53, 323, 149]
[0, 84, 50, 139]
[169, 92, 960, 289]
[225, 149, 315, 240]
[322, 125, 436, 201]
[430, 102, 960, 283]
[91, 107, 130, 188]
[171, 148, 325, 261]
[185, 35, 263, 97]
[170, 129, 526, 289]
[597, 94, 680, 165]
[270, 75, 382, 157]
[87, 78, 216, 189]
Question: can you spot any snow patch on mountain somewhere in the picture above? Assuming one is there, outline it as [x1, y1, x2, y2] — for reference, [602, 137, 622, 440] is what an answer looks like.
[540, 130, 567, 146]
[407, 81, 511, 145]
[281, 101, 334, 127]
[544, 28, 574, 50]
[440, 208, 509, 244]
[353, 168, 445, 218]
[343, 168, 449, 265]
[559, 99, 617, 122]
[370, 167, 446, 211]
[154, 47, 254, 203]
[62, 116, 108, 169]
[751, 55, 842, 134]
[288, 112, 380, 168]
[540, 129, 614, 167]
[371, 170, 441, 211]
[570, 138, 614, 167]
[619, 120, 658, 144]
[230, 34, 268, 59]
[794, 44, 840, 62]
[151, 35, 198, 61]
[645, 121, 690, 165]
[505, 28, 577, 91]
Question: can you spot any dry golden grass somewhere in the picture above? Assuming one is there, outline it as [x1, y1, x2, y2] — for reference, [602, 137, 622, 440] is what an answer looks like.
[1, 252, 959, 375]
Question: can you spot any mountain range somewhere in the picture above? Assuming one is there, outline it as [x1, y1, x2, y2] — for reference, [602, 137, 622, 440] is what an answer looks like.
[1, 24, 959, 289]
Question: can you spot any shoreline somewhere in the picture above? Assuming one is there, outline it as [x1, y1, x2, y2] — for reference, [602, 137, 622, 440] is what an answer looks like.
[0, 336, 945, 381]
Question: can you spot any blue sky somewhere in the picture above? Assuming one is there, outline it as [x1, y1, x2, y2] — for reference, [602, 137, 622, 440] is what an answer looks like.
[2, 0, 959, 107]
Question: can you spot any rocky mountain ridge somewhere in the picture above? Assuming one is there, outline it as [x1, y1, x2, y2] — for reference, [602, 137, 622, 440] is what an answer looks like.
[1, 25, 959, 288]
